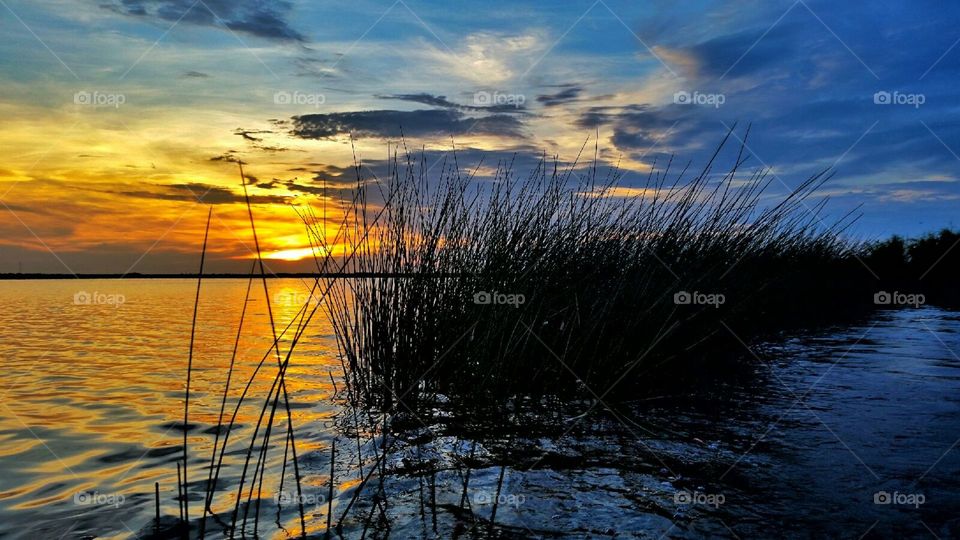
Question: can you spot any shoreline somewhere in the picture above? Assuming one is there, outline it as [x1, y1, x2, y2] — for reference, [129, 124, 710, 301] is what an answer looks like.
[0, 272, 489, 280]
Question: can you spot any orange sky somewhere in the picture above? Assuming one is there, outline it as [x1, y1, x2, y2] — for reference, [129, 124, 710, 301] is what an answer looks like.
[3, 1, 957, 273]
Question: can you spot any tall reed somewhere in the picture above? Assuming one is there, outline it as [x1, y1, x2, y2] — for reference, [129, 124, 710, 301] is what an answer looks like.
[307, 131, 870, 409]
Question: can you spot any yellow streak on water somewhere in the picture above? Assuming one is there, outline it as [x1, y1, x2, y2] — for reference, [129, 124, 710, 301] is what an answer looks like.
[0, 278, 342, 539]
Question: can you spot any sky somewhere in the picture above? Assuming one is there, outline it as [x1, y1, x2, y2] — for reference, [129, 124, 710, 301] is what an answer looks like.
[0, 0, 958, 273]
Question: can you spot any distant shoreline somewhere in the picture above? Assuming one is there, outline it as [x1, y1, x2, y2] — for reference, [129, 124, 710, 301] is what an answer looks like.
[0, 272, 480, 280]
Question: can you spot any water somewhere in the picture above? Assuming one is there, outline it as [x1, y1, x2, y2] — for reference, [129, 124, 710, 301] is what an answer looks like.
[0, 278, 340, 538]
[0, 279, 958, 538]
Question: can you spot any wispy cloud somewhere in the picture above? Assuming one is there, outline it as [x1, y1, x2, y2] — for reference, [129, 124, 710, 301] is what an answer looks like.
[103, 0, 305, 41]
[290, 109, 527, 140]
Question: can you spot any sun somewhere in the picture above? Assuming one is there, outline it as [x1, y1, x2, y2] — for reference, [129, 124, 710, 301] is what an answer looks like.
[262, 247, 322, 261]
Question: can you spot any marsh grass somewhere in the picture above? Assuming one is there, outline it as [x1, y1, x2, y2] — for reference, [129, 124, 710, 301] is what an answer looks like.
[163, 132, 960, 538]
[160, 133, 960, 539]
[180, 159, 407, 539]
[305, 131, 873, 411]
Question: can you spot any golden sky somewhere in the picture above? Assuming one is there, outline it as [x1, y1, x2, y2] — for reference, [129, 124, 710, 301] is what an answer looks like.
[2, 0, 958, 273]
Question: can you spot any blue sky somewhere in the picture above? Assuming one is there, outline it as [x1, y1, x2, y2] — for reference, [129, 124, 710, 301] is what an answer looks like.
[0, 0, 958, 272]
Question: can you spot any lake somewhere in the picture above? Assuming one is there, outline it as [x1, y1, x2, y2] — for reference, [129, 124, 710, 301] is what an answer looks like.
[0, 279, 958, 538]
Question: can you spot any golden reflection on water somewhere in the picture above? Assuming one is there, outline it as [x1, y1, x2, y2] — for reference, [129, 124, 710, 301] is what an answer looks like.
[0, 278, 343, 538]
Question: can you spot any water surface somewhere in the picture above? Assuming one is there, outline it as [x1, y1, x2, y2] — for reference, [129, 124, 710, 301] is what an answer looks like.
[0, 279, 958, 538]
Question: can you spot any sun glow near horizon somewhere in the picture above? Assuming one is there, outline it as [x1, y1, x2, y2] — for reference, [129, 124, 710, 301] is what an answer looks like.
[261, 246, 323, 262]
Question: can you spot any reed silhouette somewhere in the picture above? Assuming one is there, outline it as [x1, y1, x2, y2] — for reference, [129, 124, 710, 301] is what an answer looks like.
[309, 131, 876, 410]
[161, 131, 959, 538]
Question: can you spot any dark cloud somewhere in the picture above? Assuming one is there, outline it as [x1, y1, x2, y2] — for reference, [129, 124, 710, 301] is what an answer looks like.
[685, 28, 796, 78]
[104, 0, 304, 41]
[252, 178, 282, 189]
[576, 104, 675, 131]
[209, 151, 245, 164]
[283, 180, 327, 195]
[575, 104, 698, 153]
[611, 0, 960, 197]
[275, 164, 366, 188]
[234, 129, 265, 142]
[233, 128, 290, 152]
[181, 70, 210, 78]
[537, 85, 584, 107]
[111, 183, 291, 205]
[308, 164, 360, 184]
[279, 147, 579, 199]
[290, 109, 527, 140]
[378, 93, 528, 113]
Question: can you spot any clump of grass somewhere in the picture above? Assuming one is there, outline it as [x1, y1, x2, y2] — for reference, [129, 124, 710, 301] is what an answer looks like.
[307, 131, 872, 409]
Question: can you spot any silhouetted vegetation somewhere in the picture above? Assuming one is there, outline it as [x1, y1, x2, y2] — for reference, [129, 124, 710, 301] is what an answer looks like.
[865, 228, 960, 306]
[161, 137, 959, 539]
[305, 133, 888, 410]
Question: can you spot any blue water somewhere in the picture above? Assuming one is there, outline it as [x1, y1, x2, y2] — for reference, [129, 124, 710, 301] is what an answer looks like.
[0, 280, 958, 538]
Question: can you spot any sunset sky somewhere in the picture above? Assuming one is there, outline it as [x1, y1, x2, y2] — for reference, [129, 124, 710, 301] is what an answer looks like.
[1, 0, 958, 273]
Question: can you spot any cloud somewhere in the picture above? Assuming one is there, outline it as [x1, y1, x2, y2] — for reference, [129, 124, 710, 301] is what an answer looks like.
[111, 182, 291, 205]
[378, 93, 528, 113]
[282, 147, 574, 194]
[282, 180, 328, 195]
[537, 85, 584, 107]
[104, 0, 304, 41]
[649, 46, 701, 80]
[684, 29, 795, 79]
[289, 109, 527, 140]
[307, 164, 361, 184]
[234, 129, 266, 142]
[233, 128, 290, 152]
[575, 104, 694, 153]
[420, 32, 544, 84]
[209, 151, 245, 164]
